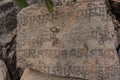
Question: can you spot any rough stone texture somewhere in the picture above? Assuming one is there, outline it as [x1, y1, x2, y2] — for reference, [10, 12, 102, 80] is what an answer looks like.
[111, 0, 120, 14]
[0, 60, 11, 80]
[0, 1, 18, 34]
[116, 29, 120, 62]
[112, 0, 120, 2]
[17, 0, 119, 80]
[21, 68, 85, 80]
[110, 0, 120, 62]
[26, 0, 43, 5]
[26, 0, 76, 6]
[0, 1, 21, 80]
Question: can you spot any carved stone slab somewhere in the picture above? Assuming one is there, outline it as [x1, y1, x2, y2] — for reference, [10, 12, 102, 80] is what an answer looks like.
[17, 0, 119, 80]
[21, 68, 85, 80]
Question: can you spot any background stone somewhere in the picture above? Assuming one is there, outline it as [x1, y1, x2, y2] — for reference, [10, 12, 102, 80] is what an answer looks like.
[0, 0, 21, 80]
[0, 60, 11, 80]
[110, 0, 120, 62]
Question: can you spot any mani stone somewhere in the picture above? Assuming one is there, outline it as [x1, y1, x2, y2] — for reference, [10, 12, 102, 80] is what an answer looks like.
[0, 60, 11, 80]
[17, 0, 119, 80]
[21, 68, 85, 80]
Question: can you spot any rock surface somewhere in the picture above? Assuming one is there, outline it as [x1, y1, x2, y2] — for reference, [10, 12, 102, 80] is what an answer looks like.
[110, 0, 120, 62]
[0, 60, 11, 80]
[21, 66, 120, 80]
[112, 0, 120, 2]
[0, 0, 119, 80]
[0, 1, 21, 80]
[21, 68, 85, 80]
[26, 0, 75, 6]
[17, 0, 119, 80]
[116, 29, 120, 62]
[26, 0, 43, 5]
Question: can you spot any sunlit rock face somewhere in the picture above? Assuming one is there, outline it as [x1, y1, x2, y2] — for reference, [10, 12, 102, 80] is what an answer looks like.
[17, 0, 119, 80]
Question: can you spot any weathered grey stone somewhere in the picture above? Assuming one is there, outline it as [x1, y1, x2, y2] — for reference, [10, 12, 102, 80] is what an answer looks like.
[0, 60, 11, 80]
[21, 68, 85, 80]
[0, 0, 18, 45]
[0, 1, 20, 80]
[17, 0, 119, 80]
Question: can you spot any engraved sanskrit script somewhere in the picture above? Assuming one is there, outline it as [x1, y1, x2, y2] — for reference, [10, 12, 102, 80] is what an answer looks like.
[17, 0, 119, 80]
